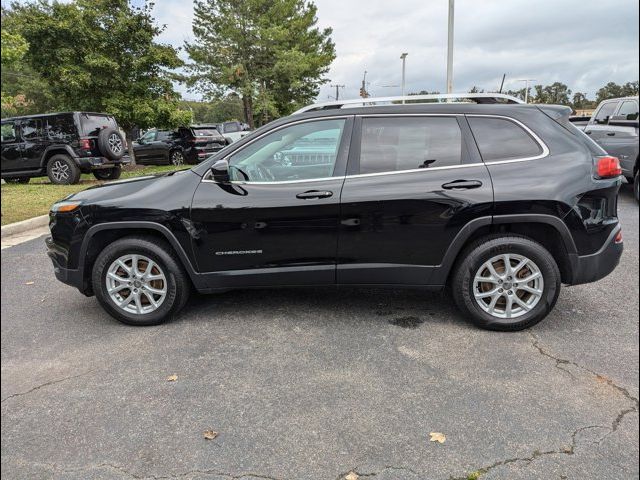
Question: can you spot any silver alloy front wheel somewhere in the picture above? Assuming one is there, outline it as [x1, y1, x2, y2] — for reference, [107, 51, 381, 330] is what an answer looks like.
[473, 253, 544, 319]
[106, 254, 167, 315]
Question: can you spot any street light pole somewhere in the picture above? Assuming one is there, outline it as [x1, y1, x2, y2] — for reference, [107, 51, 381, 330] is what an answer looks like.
[400, 53, 408, 103]
[517, 79, 536, 103]
[446, 0, 455, 94]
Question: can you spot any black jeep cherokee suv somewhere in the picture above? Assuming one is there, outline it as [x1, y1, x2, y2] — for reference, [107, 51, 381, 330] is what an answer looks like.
[1, 112, 128, 184]
[133, 125, 227, 166]
[46, 98, 624, 331]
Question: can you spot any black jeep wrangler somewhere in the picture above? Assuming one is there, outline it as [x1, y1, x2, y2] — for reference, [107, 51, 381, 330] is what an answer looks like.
[46, 94, 624, 331]
[1, 112, 129, 185]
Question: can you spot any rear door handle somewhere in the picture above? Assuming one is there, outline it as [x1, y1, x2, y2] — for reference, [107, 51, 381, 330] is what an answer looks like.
[296, 190, 333, 199]
[606, 132, 616, 136]
[441, 180, 483, 190]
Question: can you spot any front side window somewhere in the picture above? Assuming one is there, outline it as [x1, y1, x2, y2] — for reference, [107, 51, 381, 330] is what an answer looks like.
[618, 100, 639, 120]
[593, 102, 618, 125]
[468, 117, 543, 162]
[139, 130, 157, 142]
[1, 122, 17, 143]
[228, 119, 346, 182]
[21, 119, 44, 140]
[359, 117, 462, 174]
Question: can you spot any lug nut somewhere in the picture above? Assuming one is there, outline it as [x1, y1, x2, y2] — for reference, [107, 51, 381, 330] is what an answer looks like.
[508, 290, 513, 295]
[499, 288, 504, 293]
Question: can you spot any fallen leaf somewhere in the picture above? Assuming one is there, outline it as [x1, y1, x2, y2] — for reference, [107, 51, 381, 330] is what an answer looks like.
[344, 472, 359, 480]
[429, 432, 446, 444]
[25, 281, 35, 285]
[166, 374, 178, 382]
[203, 429, 218, 440]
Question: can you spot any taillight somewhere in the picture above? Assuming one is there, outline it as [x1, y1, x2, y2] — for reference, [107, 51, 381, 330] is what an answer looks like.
[614, 230, 623, 244]
[80, 138, 92, 151]
[595, 156, 622, 179]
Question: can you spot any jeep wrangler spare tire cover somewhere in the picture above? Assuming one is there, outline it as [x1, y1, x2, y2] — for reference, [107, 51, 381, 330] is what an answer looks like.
[97, 128, 125, 160]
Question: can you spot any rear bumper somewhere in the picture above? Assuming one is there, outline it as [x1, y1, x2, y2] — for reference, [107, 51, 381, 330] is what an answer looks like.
[569, 226, 623, 285]
[77, 155, 131, 170]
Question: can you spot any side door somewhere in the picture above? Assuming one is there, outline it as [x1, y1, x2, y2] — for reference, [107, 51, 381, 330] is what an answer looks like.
[155, 130, 176, 163]
[584, 100, 620, 148]
[19, 118, 49, 170]
[337, 115, 493, 286]
[133, 130, 158, 163]
[189, 116, 353, 289]
[1, 120, 24, 172]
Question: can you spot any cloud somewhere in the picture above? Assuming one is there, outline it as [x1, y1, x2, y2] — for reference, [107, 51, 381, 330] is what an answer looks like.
[150, 0, 639, 101]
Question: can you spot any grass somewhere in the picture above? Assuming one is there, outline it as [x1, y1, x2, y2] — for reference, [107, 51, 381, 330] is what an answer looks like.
[1, 164, 180, 226]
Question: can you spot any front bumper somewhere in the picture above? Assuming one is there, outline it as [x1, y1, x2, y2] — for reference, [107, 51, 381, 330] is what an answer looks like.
[46, 236, 88, 294]
[569, 226, 623, 285]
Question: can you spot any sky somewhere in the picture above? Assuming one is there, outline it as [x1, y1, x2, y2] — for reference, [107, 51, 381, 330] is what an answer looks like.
[150, 0, 638, 102]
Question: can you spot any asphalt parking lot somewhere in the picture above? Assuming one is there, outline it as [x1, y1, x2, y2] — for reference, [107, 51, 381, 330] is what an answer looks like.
[1, 184, 638, 480]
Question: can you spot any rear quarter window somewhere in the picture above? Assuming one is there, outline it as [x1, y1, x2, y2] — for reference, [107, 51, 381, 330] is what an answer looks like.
[46, 115, 77, 142]
[468, 117, 543, 162]
[80, 114, 117, 136]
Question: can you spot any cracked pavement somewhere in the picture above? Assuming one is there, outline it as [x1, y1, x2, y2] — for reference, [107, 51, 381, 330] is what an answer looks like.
[1, 185, 638, 480]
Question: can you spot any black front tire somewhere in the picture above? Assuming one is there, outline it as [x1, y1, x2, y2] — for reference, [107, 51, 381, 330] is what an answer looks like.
[47, 154, 81, 185]
[92, 236, 190, 326]
[451, 235, 561, 331]
[92, 166, 122, 181]
[4, 177, 30, 184]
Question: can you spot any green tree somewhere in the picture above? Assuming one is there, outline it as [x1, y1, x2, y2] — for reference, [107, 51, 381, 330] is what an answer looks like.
[4, 0, 190, 158]
[185, 0, 336, 128]
[180, 95, 245, 124]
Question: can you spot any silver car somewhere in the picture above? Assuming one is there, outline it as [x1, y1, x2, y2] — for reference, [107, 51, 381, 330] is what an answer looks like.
[584, 96, 639, 201]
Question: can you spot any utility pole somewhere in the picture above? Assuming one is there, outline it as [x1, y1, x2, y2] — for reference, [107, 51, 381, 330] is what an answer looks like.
[360, 70, 369, 98]
[516, 78, 536, 103]
[446, 0, 455, 94]
[400, 53, 408, 103]
[330, 84, 345, 101]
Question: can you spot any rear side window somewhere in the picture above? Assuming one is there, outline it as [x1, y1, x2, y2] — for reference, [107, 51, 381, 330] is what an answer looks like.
[593, 102, 618, 125]
[468, 117, 543, 162]
[80, 114, 117, 136]
[618, 100, 639, 120]
[359, 117, 462, 174]
[156, 130, 174, 141]
[46, 115, 76, 142]
[224, 122, 240, 133]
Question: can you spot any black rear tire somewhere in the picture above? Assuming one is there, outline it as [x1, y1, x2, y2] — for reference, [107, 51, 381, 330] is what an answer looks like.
[634, 171, 639, 203]
[47, 154, 81, 185]
[92, 166, 122, 181]
[451, 235, 561, 331]
[92, 236, 190, 326]
[4, 177, 30, 184]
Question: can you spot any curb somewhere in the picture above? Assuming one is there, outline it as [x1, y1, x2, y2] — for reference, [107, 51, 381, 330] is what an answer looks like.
[1, 215, 49, 238]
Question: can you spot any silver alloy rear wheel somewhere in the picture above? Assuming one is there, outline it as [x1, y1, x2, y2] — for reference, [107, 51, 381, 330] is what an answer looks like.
[50, 159, 70, 183]
[106, 254, 167, 315]
[473, 253, 544, 319]
[108, 133, 123, 154]
[170, 150, 184, 166]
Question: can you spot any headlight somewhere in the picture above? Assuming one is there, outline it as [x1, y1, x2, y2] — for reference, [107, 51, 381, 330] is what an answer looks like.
[51, 200, 82, 213]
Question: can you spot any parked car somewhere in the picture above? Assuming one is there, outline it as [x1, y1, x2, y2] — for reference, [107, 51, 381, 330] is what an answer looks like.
[583, 96, 639, 201]
[1, 112, 129, 184]
[46, 94, 623, 331]
[133, 126, 227, 166]
[215, 121, 251, 144]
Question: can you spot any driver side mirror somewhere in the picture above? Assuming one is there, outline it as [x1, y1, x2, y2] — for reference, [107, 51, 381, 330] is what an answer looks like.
[211, 159, 231, 183]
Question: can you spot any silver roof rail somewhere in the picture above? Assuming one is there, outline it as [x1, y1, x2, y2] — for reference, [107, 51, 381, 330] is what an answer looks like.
[293, 93, 525, 115]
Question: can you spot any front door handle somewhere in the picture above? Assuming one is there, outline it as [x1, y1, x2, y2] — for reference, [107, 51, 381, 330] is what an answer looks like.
[606, 132, 616, 136]
[442, 180, 483, 190]
[296, 190, 333, 199]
